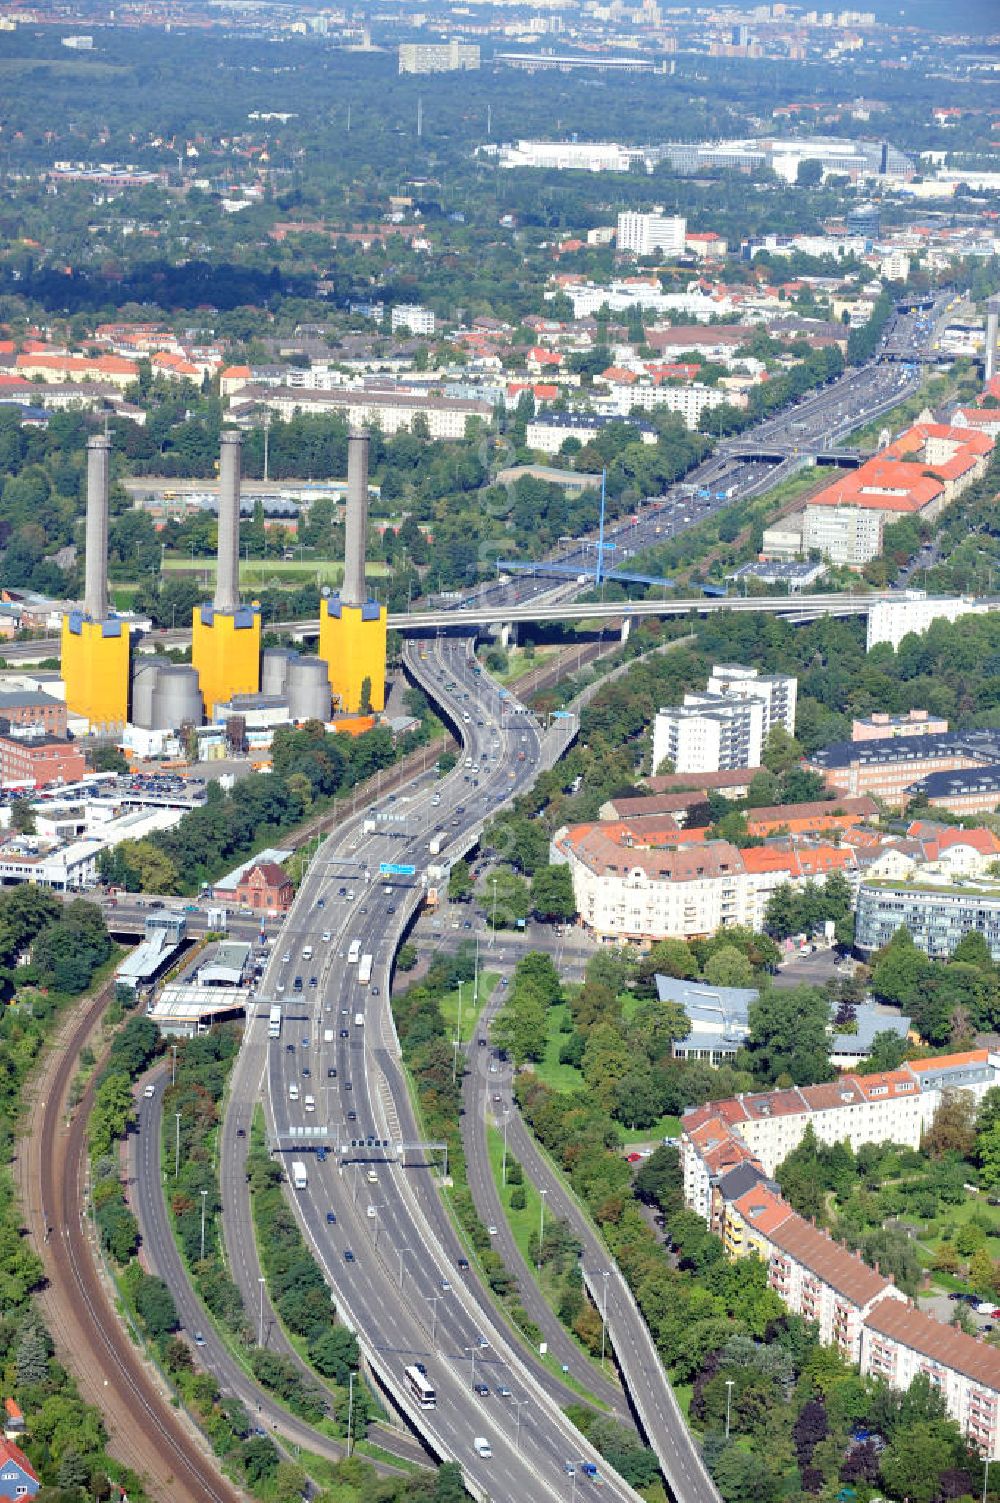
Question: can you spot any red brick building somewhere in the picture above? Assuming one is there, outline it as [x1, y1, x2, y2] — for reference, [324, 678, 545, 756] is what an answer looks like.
[231, 861, 294, 913]
[0, 732, 85, 789]
[0, 692, 67, 736]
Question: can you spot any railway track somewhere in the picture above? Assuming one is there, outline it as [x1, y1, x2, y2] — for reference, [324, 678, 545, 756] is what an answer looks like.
[20, 978, 244, 1503]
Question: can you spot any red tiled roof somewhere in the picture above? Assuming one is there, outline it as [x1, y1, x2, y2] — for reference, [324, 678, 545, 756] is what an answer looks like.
[770, 1212, 894, 1307]
[0, 1437, 38, 1483]
[243, 861, 291, 887]
[731, 1184, 793, 1237]
[866, 1297, 1000, 1389]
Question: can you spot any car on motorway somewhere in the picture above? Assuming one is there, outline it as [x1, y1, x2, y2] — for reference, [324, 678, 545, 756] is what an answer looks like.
[439, 1278, 451, 1291]
[563, 1463, 576, 1477]
[344, 1249, 355, 1262]
[487, 1225, 498, 1236]
[282, 952, 291, 964]
[344, 1081, 353, 1091]
[322, 930, 331, 941]
[328, 1067, 337, 1078]
[237, 1127, 246, 1138]
[194, 1331, 205, 1346]
[302, 1066, 311, 1077]
[414, 1362, 427, 1375]
[347, 1110, 357, 1121]
[340, 1028, 349, 1038]
[498, 1385, 512, 1399]
[457, 1257, 470, 1270]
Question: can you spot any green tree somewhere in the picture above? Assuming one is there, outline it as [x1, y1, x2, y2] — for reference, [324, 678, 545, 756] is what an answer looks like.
[447, 859, 474, 903]
[703, 945, 754, 989]
[530, 863, 576, 923]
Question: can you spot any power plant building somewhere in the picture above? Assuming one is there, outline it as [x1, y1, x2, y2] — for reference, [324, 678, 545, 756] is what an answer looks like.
[191, 432, 262, 718]
[60, 435, 131, 731]
[319, 430, 387, 714]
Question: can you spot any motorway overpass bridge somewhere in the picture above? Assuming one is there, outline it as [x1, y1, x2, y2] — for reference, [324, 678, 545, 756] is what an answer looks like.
[0, 590, 925, 664]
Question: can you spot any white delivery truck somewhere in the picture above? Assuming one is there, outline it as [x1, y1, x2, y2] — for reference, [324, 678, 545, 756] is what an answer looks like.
[302, 945, 313, 961]
[323, 1028, 334, 1043]
[354, 1013, 365, 1027]
[291, 1161, 308, 1190]
[357, 954, 373, 986]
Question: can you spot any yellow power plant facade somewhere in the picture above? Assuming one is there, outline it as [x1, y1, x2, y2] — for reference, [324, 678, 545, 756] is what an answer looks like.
[61, 614, 130, 731]
[191, 604, 262, 719]
[319, 597, 387, 713]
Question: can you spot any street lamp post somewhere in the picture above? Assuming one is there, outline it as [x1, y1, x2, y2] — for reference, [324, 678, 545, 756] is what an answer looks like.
[426, 1295, 440, 1344]
[174, 1111, 181, 1177]
[397, 1248, 409, 1290]
[490, 877, 498, 947]
[725, 1378, 735, 1440]
[983, 1454, 991, 1503]
[537, 1187, 548, 1270]
[512, 1397, 526, 1455]
[347, 1371, 356, 1457]
[600, 1270, 610, 1369]
[171, 1043, 177, 1086]
[199, 1189, 208, 1261]
[468, 1346, 477, 1388]
[258, 1276, 266, 1347]
[502, 1110, 510, 1186]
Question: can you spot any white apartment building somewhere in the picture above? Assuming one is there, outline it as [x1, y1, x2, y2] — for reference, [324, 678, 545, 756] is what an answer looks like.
[551, 830, 750, 942]
[685, 1052, 1000, 1456]
[706, 663, 797, 740]
[866, 590, 991, 651]
[398, 40, 480, 74]
[801, 503, 884, 567]
[616, 211, 687, 258]
[390, 304, 436, 336]
[229, 385, 490, 441]
[861, 1301, 1000, 1457]
[525, 413, 657, 454]
[601, 381, 731, 429]
[652, 694, 765, 775]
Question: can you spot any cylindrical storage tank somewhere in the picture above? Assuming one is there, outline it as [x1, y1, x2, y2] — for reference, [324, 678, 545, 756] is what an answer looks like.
[287, 658, 332, 723]
[151, 665, 204, 730]
[131, 662, 160, 729]
[261, 648, 294, 696]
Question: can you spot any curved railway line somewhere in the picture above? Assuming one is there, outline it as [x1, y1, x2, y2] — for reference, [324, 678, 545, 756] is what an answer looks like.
[18, 978, 243, 1503]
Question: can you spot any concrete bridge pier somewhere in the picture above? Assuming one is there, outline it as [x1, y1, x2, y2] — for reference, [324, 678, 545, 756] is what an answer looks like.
[499, 621, 517, 648]
[620, 616, 634, 643]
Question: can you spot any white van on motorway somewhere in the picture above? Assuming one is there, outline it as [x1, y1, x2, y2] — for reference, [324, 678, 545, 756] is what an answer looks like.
[323, 1028, 334, 1043]
[289, 1084, 300, 1101]
[304, 1094, 316, 1112]
[473, 1438, 492, 1459]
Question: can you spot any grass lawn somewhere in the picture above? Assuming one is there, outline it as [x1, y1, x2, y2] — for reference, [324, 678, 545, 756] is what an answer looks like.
[483, 1122, 612, 1403]
[486, 644, 563, 687]
[440, 972, 498, 1044]
[620, 1115, 682, 1146]
[534, 1004, 682, 1141]
[486, 1121, 543, 1269]
[533, 1002, 585, 1092]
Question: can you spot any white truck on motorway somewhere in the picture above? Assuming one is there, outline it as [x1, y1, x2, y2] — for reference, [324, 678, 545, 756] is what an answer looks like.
[429, 833, 446, 856]
[347, 940, 362, 966]
[357, 954, 373, 986]
[291, 1161, 308, 1190]
[354, 1012, 365, 1027]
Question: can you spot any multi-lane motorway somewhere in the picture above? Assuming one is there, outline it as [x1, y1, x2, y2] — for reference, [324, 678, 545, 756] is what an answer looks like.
[229, 636, 657, 1503]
